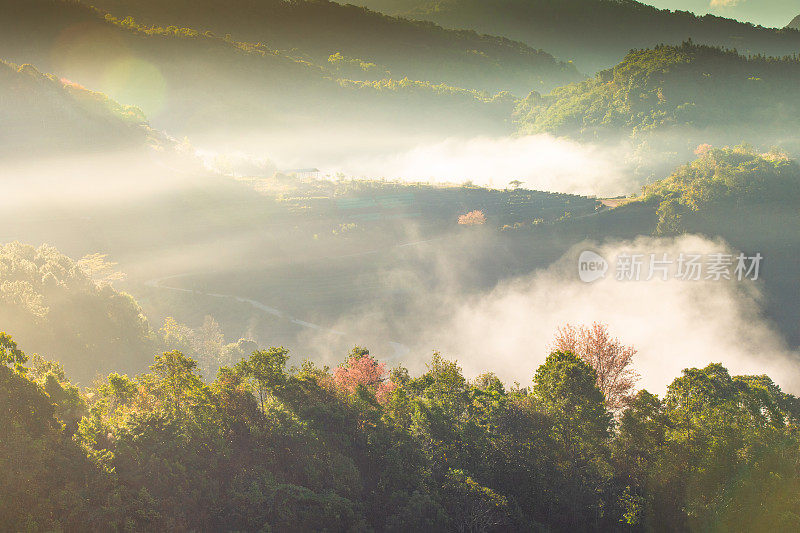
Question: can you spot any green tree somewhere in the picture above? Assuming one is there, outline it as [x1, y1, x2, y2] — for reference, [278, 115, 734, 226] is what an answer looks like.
[149, 350, 203, 412]
[236, 347, 290, 411]
[0, 331, 27, 373]
[532, 351, 614, 529]
[533, 351, 612, 456]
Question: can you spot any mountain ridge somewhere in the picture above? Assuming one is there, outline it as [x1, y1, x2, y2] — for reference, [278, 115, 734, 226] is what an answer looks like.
[84, 0, 582, 94]
[0, 59, 155, 157]
[0, 0, 521, 140]
[516, 42, 800, 141]
[348, 0, 800, 73]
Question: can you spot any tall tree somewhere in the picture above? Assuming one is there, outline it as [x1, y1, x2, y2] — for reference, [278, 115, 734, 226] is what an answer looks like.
[552, 322, 638, 410]
[236, 347, 289, 412]
[149, 350, 203, 412]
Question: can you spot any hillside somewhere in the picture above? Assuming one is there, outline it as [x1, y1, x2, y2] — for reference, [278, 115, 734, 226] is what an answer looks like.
[789, 15, 800, 30]
[540, 146, 800, 344]
[86, 0, 581, 95]
[350, 0, 800, 73]
[515, 43, 800, 150]
[638, 145, 800, 235]
[4, 0, 800, 530]
[0, 243, 157, 380]
[0, 0, 519, 141]
[0, 59, 152, 158]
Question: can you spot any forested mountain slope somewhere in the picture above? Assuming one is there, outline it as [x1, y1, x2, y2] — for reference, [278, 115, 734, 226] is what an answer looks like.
[0, 59, 151, 157]
[543, 146, 800, 344]
[0, 0, 518, 139]
[350, 0, 800, 72]
[515, 43, 800, 146]
[86, 0, 581, 94]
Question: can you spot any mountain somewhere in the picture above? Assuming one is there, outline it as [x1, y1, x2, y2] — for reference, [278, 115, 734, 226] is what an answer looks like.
[76, 0, 581, 95]
[788, 15, 800, 29]
[539, 146, 800, 345]
[0, 0, 525, 142]
[349, 0, 800, 73]
[0, 59, 152, 158]
[515, 43, 800, 149]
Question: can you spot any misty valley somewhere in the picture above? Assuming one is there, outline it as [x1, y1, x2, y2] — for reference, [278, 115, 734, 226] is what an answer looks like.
[2, 0, 800, 531]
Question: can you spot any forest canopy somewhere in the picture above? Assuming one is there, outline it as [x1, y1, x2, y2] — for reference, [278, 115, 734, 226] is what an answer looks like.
[0, 243, 156, 380]
[1, 333, 799, 531]
[515, 42, 800, 142]
[634, 145, 800, 235]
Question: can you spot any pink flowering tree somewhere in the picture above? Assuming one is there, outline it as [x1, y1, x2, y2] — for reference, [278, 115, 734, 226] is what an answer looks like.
[694, 143, 713, 156]
[333, 346, 396, 403]
[551, 322, 638, 411]
[458, 210, 486, 225]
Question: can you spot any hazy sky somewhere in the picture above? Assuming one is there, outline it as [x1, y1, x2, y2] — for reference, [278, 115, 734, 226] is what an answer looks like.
[645, 0, 798, 28]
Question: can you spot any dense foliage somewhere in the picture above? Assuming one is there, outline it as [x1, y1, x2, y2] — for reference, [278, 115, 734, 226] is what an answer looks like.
[635, 146, 800, 235]
[2, 334, 799, 531]
[0, 243, 156, 381]
[515, 42, 800, 141]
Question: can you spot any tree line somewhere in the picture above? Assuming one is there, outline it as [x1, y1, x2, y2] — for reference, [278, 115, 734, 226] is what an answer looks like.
[1, 321, 799, 531]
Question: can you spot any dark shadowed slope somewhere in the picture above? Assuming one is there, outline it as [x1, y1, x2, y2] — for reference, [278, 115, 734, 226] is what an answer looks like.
[0, 0, 519, 140]
[350, 0, 800, 73]
[85, 0, 582, 94]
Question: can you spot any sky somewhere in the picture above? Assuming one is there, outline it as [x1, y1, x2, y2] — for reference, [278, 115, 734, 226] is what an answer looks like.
[645, 0, 799, 28]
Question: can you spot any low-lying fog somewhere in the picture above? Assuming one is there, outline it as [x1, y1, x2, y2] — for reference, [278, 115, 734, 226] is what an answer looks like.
[196, 131, 643, 197]
[301, 235, 800, 395]
[3, 131, 798, 395]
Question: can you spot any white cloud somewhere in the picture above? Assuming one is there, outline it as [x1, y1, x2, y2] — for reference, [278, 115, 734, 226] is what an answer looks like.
[329, 134, 638, 197]
[308, 235, 800, 396]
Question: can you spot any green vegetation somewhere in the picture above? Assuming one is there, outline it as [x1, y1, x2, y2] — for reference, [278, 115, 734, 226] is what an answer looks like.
[0, 0, 520, 138]
[0, 242, 284, 384]
[0, 243, 157, 381]
[85, 0, 580, 95]
[515, 42, 800, 141]
[636, 146, 800, 235]
[350, 0, 800, 73]
[2, 333, 799, 530]
[501, 147, 800, 346]
[4, 2, 800, 527]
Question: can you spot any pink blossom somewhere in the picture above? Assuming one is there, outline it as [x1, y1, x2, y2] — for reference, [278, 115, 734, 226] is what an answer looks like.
[694, 143, 713, 156]
[333, 352, 394, 404]
[458, 210, 486, 225]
